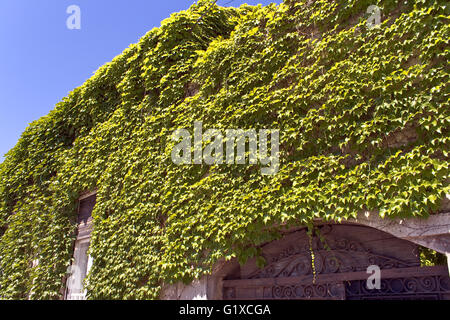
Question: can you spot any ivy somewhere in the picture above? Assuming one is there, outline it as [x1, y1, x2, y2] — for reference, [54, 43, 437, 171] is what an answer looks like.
[0, 0, 448, 299]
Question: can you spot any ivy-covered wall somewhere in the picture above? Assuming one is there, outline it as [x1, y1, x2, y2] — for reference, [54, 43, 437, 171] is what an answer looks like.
[0, 0, 448, 299]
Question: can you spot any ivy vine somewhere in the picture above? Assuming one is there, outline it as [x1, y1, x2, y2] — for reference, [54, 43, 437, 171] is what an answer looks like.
[0, 0, 448, 299]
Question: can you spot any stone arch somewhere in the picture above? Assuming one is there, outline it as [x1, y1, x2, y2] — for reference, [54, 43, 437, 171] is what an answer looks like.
[350, 211, 450, 255]
[161, 216, 450, 300]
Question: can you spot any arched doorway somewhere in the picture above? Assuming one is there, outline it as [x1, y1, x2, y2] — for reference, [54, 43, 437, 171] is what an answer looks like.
[222, 224, 450, 300]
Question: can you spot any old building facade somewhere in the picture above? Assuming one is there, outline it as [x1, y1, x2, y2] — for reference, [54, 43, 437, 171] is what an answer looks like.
[67, 192, 450, 300]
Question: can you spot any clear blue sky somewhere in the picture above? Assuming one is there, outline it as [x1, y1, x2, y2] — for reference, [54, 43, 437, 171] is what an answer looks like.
[0, 0, 280, 163]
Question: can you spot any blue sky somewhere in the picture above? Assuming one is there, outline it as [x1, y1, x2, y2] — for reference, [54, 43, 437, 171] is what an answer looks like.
[0, 0, 280, 163]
